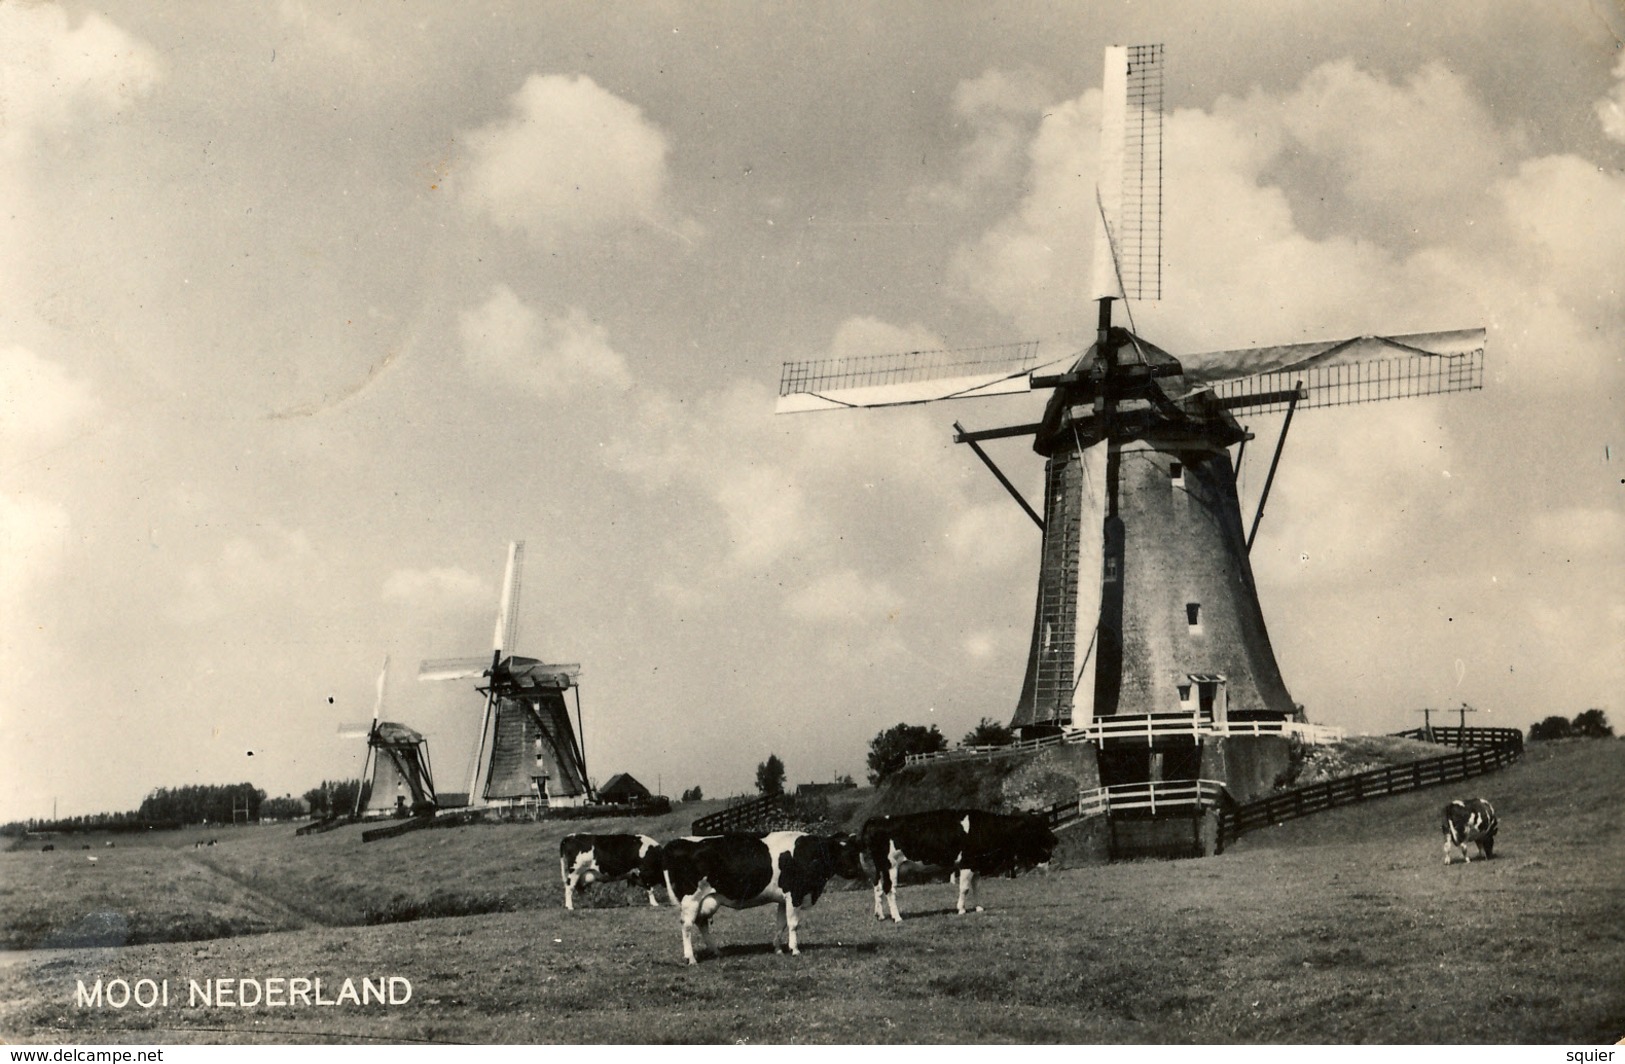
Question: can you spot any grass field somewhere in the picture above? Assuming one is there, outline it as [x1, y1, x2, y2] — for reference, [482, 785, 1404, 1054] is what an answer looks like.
[1, 739, 1620, 1044]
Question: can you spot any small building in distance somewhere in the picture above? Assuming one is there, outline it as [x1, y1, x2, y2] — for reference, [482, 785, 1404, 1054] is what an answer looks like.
[597, 773, 652, 805]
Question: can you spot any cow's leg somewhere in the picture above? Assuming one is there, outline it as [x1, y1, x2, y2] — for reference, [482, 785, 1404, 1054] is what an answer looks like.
[784, 897, 801, 956]
[968, 868, 983, 913]
[679, 895, 702, 965]
[772, 900, 787, 953]
[885, 852, 905, 923]
[1481, 834, 1495, 860]
[956, 868, 982, 914]
[872, 876, 885, 920]
[561, 856, 574, 910]
[1443, 835, 1454, 865]
[697, 894, 721, 958]
[646, 885, 661, 907]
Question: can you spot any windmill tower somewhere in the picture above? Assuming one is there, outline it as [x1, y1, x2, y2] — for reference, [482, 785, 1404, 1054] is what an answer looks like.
[338, 656, 439, 818]
[419, 541, 591, 809]
[776, 45, 1485, 805]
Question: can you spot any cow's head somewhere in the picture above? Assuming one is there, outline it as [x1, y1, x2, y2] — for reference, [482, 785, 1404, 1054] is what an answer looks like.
[1010, 814, 1059, 871]
[822, 831, 867, 881]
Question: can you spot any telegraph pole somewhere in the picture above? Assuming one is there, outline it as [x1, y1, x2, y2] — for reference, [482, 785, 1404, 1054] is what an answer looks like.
[1456, 702, 1478, 745]
[1418, 707, 1436, 744]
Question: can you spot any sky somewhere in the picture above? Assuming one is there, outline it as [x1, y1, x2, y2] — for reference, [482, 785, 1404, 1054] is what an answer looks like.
[2, 1, 1621, 821]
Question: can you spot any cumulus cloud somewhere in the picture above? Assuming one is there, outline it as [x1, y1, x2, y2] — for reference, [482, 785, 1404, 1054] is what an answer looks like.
[784, 569, 901, 623]
[0, 344, 98, 450]
[457, 73, 694, 241]
[458, 285, 632, 400]
[171, 528, 317, 625]
[1527, 507, 1625, 560]
[1598, 52, 1625, 144]
[381, 566, 489, 609]
[0, 4, 160, 159]
[922, 68, 1053, 208]
[0, 494, 72, 612]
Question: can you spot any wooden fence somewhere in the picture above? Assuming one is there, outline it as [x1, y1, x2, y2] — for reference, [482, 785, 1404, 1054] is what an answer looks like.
[691, 793, 785, 835]
[905, 715, 1344, 768]
[1215, 726, 1523, 848]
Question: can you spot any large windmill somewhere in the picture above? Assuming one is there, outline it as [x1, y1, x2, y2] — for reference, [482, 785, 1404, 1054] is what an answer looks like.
[419, 541, 592, 808]
[337, 656, 438, 818]
[776, 45, 1485, 801]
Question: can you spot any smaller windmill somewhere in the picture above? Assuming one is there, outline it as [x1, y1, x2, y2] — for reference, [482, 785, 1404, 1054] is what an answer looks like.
[338, 656, 438, 818]
[419, 541, 592, 808]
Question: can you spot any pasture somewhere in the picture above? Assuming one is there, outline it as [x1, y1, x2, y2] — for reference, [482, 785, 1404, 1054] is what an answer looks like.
[1, 739, 1620, 1044]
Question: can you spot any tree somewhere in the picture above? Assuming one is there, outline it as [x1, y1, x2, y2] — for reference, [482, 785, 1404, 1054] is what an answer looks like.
[260, 795, 306, 820]
[755, 754, 786, 798]
[866, 723, 947, 785]
[680, 785, 704, 802]
[1528, 715, 1573, 742]
[962, 717, 1014, 747]
[1571, 708, 1614, 738]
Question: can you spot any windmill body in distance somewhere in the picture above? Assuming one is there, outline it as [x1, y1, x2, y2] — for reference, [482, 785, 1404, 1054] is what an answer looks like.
[339, 657, 438, 819]
[419, 541, 592, 810]
[776, 45, 1485, 809]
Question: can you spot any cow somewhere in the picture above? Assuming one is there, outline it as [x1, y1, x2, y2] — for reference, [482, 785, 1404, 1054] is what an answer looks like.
[861, 809, 1057, 922]
[559, 833, 667, 910]
[661, 831, 865, 965]
[1443, 797, 1498, 864]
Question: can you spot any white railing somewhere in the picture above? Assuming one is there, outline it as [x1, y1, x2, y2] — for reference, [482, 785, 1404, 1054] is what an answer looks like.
[1057, 778, 1231, 824]
[905, 715, 1345, 767]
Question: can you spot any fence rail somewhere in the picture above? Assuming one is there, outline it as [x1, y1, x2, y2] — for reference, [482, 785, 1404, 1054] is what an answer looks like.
[691, 793, 785, 835]
[1216, 726, 1523, 848]
[1046, 778, 1230, 828]
[906, 715, 1344, 767]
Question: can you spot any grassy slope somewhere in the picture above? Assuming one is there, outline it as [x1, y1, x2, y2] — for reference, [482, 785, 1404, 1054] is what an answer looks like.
[1, 739, 1620, 1044]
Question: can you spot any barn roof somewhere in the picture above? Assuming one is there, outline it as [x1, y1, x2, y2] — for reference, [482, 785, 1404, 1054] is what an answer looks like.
[598, 773, 650, 798]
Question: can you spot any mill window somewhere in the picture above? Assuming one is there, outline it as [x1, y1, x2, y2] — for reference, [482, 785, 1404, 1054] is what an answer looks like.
[1186, 602, 1201, 629]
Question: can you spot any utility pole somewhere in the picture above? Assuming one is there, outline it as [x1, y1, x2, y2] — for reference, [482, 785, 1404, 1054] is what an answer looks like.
[1456, 702, 1478, 746]
[1418, 707, 1436, 744]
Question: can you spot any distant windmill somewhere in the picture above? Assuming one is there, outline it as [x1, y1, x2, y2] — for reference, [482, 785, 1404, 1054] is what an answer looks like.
[338, 656, 438, 818]
[776, 45, 1485, 801]
[419, 541, 591, 808]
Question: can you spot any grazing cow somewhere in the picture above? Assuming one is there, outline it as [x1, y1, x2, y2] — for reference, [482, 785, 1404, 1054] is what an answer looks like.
[661, 832, 865, 965]
[1443, 798, 1498, 864]
[861, 809, 1057, 922]
[559, 833, 666, 910]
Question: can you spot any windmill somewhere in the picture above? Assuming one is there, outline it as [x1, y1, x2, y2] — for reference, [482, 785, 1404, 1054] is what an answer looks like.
[419, 541, 591, 809]
[338, 656, 438, 818]
[775, 45, 1485, 803]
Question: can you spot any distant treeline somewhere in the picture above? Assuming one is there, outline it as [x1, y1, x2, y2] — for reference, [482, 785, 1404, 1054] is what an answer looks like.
[135, 783, 265, 826]
[2, 781, 328, 837]
[303, 779, 369, 819]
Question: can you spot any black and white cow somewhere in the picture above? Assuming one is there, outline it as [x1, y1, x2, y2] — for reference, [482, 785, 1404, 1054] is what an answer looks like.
[1442, 798, 1498, 864]
[559, 833, 667, 910]
[861, 809, 1057, 922]
[661, 831, 865, 965]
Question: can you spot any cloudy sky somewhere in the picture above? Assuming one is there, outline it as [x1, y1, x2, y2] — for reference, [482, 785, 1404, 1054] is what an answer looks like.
[3, 1, 1621, 821]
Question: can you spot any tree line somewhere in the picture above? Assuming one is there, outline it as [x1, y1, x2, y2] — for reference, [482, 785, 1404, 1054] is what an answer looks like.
[1528, 709, 1613, 742]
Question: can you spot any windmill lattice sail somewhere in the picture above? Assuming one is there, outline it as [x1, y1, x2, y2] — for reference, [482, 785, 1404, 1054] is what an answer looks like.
[1182, 329, 1486, 413]
[775, 341, 1041, 413]
[1091, 43, 1164, 303]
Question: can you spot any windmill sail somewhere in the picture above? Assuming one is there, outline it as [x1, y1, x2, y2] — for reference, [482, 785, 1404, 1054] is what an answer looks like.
[1180, 329, 1486, 413]
[775, 341, 1041, 414]
[1091, 43, 1164, 302]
